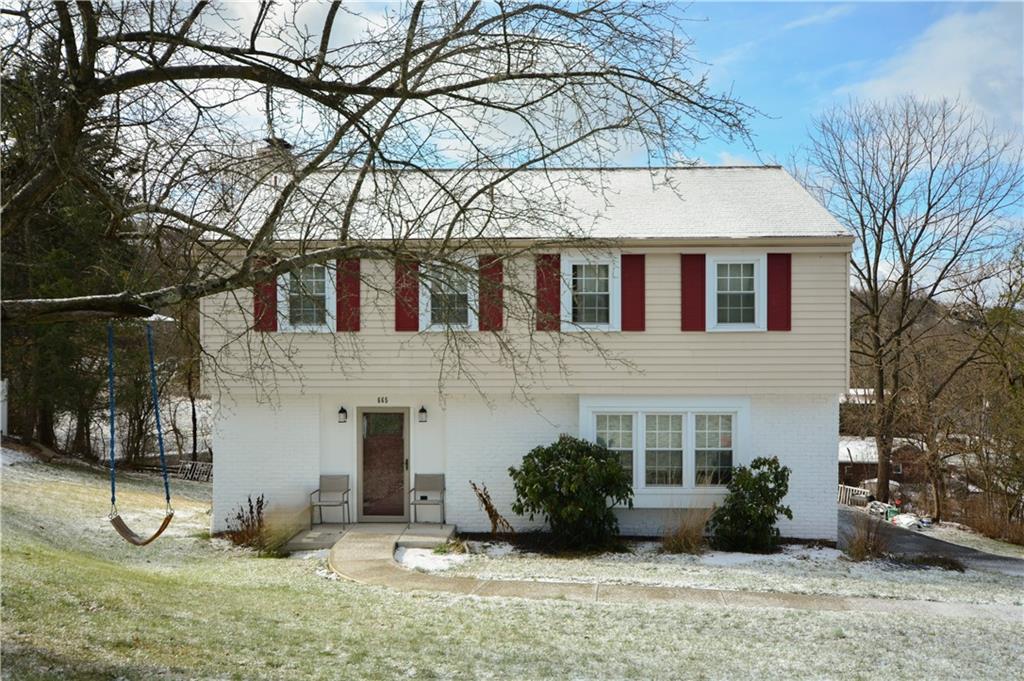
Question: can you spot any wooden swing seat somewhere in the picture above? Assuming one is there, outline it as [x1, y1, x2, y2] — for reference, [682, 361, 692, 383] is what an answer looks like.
[109, 511, 174, 547]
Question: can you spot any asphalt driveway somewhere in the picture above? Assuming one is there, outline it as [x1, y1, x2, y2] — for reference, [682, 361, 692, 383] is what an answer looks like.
[838, 507, 1024, 576]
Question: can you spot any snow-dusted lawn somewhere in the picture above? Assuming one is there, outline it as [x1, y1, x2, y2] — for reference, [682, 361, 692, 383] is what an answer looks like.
[398, 540, 1024, 606]
[921, 522, 1024, 560]
[3, 449, 1023, 680]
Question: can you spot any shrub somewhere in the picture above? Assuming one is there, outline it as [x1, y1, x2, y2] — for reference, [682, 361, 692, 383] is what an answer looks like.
[508, 435, 633, 549]
[707, 456, 792, 552]
[224, 494, 289, 557]
[662, 508, 713, 554]
[842, 512, 890, 561]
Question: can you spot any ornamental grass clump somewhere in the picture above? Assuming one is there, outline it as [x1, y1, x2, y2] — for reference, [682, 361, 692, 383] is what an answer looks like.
[508, 435, 633, 550]
[707, 456, 792, 553]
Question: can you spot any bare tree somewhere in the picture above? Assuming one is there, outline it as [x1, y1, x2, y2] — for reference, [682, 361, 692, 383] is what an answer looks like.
[803, 97, 1023, 502]
[1, 0, 752, 327]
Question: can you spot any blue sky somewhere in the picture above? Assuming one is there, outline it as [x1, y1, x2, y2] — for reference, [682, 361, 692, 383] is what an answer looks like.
[682, 1, 1023, 165]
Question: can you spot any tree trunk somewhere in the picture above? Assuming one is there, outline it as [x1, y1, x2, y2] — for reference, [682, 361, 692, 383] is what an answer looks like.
[930, 468, 944, 522]
[36, 402, 56, 448]
[72, 407, 93, 459]
[872, 355, 892, 502]
[187, 371, 198, 462]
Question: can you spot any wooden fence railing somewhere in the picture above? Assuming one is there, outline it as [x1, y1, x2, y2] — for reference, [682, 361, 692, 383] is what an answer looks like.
[837, 484, 869, 506]
[176, 460, 212, 482]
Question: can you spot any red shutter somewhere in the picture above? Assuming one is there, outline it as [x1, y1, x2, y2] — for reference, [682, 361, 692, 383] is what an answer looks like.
[253, 259, 277, 332]
[767, 253, 792, 331]
[395, 259, 419, 332]
[478, 255, 503, 332]
[336, 259, 360, 332]
[535, 254, 561, 331]
[680, 254, 705, 332]
[621, 254, 645, 331]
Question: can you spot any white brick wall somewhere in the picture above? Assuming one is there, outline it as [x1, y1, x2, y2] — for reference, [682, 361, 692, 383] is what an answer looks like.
[211, 391, 838, 540]
[444, 394, 578, 532]
[749, 393, 839, 540]
[211, 395, 321, 532]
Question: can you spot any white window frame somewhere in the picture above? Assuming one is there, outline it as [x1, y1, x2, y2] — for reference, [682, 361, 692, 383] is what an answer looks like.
[706, 252, 767, 332]
[560, 252, 621, 332]
[419, 258, 479, 332]
[277, 263, 336, 332]
[694, 412, 736, 487]
[595, 413, 636, 487]
[581, 396, 750, 503]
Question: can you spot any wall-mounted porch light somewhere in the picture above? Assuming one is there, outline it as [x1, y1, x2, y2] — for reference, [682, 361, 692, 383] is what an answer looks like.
[418, 406, 428, 423]
[337, 406, 348, 424]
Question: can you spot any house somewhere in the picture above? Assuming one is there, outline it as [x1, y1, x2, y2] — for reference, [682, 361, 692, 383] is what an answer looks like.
[838, 436, 927, 487]
[202, 166, 852, 541]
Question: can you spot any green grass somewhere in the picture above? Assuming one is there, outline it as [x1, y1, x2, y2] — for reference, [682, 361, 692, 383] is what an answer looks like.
[2, 456, 1023, 680]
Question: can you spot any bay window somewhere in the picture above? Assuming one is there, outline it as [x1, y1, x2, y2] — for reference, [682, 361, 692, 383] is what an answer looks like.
[695, 414, 734, 486]
[595, 414, 634, 480]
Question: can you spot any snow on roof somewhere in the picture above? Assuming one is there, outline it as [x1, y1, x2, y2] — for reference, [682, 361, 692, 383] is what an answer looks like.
[838, 437, 925, 463]
[542, 166, 851, 240]
[206, 166, 851, 243]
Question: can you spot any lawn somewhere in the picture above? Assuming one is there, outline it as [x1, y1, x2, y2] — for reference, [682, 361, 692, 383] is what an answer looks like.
[399, 541, 1024, 606]
[2, 449, 1023, 680]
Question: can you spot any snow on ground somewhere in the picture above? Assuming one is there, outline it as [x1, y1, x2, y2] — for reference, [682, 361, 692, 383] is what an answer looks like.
[922, 522, 1024, 560]
[416, 540, 1024, 605]
[1, 446, 37, 466]
[395, 547, 471, 572]
[4, 458, 1024, 680]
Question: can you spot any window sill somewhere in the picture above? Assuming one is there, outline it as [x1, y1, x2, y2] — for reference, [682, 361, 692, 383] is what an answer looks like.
[421, 324, 478, 333]
[560, 322, 620, 333]
[277, 325, 334, 333]
[707, 324, 765, 333]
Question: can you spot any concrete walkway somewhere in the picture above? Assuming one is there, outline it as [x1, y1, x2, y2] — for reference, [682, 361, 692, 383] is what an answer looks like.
[328, 526, 1024, 623]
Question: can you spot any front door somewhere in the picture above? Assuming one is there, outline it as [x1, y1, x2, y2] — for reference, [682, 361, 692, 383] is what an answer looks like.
[359, 410, 408, 520]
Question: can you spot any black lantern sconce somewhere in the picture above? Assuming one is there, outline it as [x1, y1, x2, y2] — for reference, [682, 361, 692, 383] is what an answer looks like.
[337, 406, 348, 424]
[418, 406, 428, 423]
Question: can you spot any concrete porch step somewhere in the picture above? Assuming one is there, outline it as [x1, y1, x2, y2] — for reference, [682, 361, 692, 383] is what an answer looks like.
[284, 523, 455, 553]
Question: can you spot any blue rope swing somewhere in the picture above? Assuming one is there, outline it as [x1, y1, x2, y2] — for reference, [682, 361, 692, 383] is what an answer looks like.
[106, 322, 174, 546]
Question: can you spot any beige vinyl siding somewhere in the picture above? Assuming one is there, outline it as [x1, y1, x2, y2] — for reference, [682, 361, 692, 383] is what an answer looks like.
[200, 246, 849, 395]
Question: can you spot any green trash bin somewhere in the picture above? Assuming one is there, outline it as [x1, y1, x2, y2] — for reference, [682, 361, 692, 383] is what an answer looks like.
[885, 507, 899, 521]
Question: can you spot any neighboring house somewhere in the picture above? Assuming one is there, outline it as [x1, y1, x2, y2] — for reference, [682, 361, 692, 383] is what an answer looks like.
[202, 166, 852, 541]
[838, 436, 927, 487]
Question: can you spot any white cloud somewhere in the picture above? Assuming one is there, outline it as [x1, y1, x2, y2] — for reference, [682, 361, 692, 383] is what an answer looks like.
[783, 5, 854, 31]
[843, 4, 1023, 131]
[716, 151, 756, 166]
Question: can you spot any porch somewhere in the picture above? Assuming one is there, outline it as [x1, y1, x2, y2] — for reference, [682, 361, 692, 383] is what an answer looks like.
[284, 522, 456, 553]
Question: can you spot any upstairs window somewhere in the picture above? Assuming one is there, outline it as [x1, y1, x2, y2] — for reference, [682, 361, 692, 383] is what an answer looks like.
[289, 265, 327, 326]
[560, 254, 621, 331]
[716, 263, 755, 324]
[420, 261, 477, 331]
[279, 264, 335, 331]
[572, 264, 610, 325]
[706, 254, 767, 331]
[596, 413, 634, 481]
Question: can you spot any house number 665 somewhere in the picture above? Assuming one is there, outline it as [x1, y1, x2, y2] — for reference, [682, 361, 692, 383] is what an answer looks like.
[376, 396, 389, 404]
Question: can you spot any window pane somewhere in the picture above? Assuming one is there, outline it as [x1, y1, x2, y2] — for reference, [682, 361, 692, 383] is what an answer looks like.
[427, 265, 471, 326]
[572, 264, 610, 324]
[596, 413, 633, 480]
[696, 413, 733, 486]
[644, 414, 683, 486]
[716, 263, 756, 325]
[288, 265, 327, 326]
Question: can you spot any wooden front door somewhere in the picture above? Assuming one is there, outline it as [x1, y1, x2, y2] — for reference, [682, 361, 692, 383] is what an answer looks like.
[359, 411, 407, 519]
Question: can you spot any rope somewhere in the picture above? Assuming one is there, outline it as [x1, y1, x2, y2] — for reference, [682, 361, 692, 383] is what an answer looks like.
[106, 323, 117, 512]
[145, 324, 172, 507]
